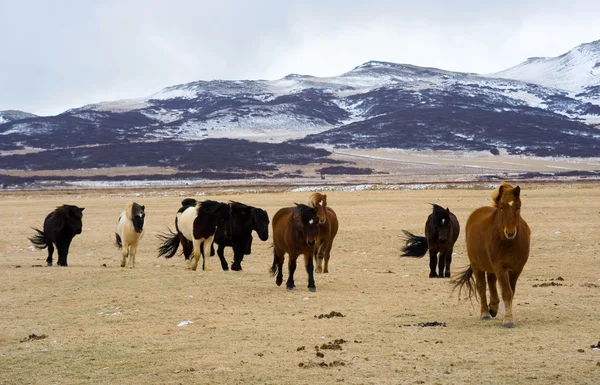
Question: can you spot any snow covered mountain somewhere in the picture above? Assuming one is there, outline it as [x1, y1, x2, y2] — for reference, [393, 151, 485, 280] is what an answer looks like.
[490, 39, 600, 102]
[0, 110, 38, 124]
[1, 40, 600, 181]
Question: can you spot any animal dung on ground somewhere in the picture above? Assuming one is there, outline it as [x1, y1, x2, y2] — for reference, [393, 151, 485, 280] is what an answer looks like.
[177, 320, 194, 327]
[315, 311, 345, 319]
[20, 334, 48, 343]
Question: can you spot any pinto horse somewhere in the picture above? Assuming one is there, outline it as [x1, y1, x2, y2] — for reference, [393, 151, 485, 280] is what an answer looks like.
[308, 193, 339, 274]
[270, 204, 320, 292]
[115, 202, 145, 268]
[453, 182, 531, 328]
[157, 199, 231, 271]
[206, 201, 270, 271]
[29, 205, 85, 267]
[401, 204, 460, 278]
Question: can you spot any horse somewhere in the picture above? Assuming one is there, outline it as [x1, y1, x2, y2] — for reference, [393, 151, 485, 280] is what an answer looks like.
[400, 204, 460, 278]
[270, 204, 320, 292]
[157, 199, 232, 271]
[308, 193, 339, 273]
[28, 205, 85, 267]
[115, 202, 145, 268]
[204, 201, 270, 271]
[452, 182, 531, 328]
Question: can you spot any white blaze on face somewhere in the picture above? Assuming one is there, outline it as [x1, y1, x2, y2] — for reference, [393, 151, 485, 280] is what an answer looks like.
[441, 219, 445, 225]
[319, 201, 324, 206]
[309, 219, 314, 225]
[508, 200, 514, 207]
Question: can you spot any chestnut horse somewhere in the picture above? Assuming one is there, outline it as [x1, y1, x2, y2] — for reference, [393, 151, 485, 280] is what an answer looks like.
[270, 204, 320, 292]
[400, 204, 460, 278]
[453, 182, 531, 328]
[308, 193, 339, 273]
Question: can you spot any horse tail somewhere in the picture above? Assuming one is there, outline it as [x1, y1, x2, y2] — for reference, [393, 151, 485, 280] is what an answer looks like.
[451, 266, 476, 300]
[269, 248, 278, 276]
[115, 233, 122, 248]
[400, 230, 428, 257]
[28, 228, 47, 249]
[156, 228, 180, 259]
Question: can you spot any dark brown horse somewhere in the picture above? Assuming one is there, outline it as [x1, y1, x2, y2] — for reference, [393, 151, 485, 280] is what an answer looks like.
[401, 204, 460, 278]
[28, 205, 85, 267]
[270, 204, 320, 292]
[453, 182, 531, 328]
[308, 193, 339, 273]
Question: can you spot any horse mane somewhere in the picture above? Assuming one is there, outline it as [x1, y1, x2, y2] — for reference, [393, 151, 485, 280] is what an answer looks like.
[51, 205, 81, 230]
[308, 193, 327, 208]
[199, 200, 228, 216]
[229, 201, 251, 213]
[492, 181, 517, 207]
[178, 198, 198, 214]
[431, 203, 447, 218]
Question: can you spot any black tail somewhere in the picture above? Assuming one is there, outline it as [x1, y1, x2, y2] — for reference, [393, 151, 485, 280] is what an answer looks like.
[269, 248, 278, 276]
[451, 266, 476, 300]
[400, 230, 428, 257]
[115, 233, 122, 248]
[156, 228, 181, 259]
[28, 228, 47, 249]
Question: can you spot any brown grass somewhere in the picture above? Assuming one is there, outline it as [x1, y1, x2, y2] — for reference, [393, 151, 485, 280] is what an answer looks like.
[1, 183, 599, 384]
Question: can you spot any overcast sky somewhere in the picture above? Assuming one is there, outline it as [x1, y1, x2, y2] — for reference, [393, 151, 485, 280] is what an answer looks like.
[1, 0, 599, 116]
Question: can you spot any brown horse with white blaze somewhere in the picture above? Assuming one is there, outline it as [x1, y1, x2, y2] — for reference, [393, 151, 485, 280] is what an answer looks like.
[270, 204, 320, 292]
[308, 193, 339, 273]
[453, 182, 531, 328]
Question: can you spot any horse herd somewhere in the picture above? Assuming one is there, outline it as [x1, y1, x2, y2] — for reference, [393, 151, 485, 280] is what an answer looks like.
[27, 182, 530, 328]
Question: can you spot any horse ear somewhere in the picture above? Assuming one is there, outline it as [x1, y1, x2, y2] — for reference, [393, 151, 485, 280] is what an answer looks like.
[80, 207, 85, 212]
[141, 205, 145, 211]
[495, 186, 504, 205]
[445, 207, 450, 215]
[514, 186, 521, 198]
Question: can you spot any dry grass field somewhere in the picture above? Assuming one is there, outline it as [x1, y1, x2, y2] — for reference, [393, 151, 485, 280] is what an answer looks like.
[1, 183, 599, 384]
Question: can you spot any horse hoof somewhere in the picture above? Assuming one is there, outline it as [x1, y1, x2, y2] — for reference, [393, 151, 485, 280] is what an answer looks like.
[221, 265, 229, 271]
[120, 263, 126, 268]
[286, 286, 295, 291]
[444, 273, 451, 278]
[429, 273, 437, 278]
[309, 287, 316, 292]
[231, 264, 242, 271]
[480, 315, 492, 321]
[503, 321, 516, 328]
[47, 262, 53, 267]
[489, 309, 498, 318]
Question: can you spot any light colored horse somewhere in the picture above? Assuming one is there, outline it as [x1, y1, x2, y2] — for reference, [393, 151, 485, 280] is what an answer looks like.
[308, 193, 339, 274]
[115, 202, 145, 268]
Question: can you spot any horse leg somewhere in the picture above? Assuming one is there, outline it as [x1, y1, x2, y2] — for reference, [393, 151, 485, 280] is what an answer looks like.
[443, 248, 453, 278]
[273, 248, 285, 286]
[201, 236, 213, 271]
[181, 239, 193, 263]
[129, 242, 138, 269]
[231, 239, 245, 271]
[304, 253, 316, 292]
[428, 249, 438, 278]
[314, 244, 324, 274]
[46, 243, 54, 266]
[497, 270, 515, 328]
[189, 239, 202, 271]
[286, 254, 298, 290]
[323, 242, 333, 274]
[121, 242, 129, 268]
[487, 272, 500, 317]
[57, 240, 71, 267]
[437, 249, 446, 279]
[474, 268, 491, 320]
[217, 244, 229, 271]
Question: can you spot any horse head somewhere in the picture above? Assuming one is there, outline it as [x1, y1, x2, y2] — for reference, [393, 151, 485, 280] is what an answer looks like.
[251, 208, 270, 242]
[493, 182, 522, 240]
[293, 204, 319, 247]
[430, 204, 452, 243]
[63, 205, 84, 234]
[309, 193, 328, 224]
[131, 202, 145, 233]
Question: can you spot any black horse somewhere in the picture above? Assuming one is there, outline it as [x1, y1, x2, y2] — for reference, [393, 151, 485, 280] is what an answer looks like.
[204, 201, 270, 271]
[29, 205, 85, 267]
[401, 204, 460, 278]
